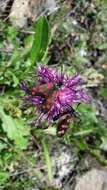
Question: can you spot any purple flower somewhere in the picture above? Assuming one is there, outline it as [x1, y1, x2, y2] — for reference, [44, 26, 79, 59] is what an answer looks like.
[37, 65, 67, 84]
[20, 65, 90, 125]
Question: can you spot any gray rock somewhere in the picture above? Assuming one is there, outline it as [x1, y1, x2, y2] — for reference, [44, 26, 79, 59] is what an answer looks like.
[50, 143, 78, 189]
[0, 0, 10, 14]
[75, 168, 107, 190]
[9, 0, 58, 28]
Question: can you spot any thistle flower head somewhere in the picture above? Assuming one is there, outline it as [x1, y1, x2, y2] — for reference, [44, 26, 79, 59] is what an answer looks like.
[20, 65, 90, 124]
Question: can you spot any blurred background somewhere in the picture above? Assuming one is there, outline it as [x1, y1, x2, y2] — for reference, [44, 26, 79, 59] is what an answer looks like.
[0, 0, 107, 189]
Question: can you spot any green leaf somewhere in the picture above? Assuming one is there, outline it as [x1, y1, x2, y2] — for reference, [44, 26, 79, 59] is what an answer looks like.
[30, 16, 50, 64]
[10, 50, 21, 64]
[96, 42, 107, 50]
[99, 87, 107, 97]
[5, 69, 19, 87]
[71, 138, 88, 151]
[42, 139, 53, 182]
[0, 106, 29, 149]
[0, 171, 10, 185]
[100, 137, 107, 151]
[73, 129, 94, 136]
[44, 127, 56, 136]
[0, 142, 7, 151]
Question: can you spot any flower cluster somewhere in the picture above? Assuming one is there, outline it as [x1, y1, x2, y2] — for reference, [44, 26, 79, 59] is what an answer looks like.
[20, 65, 90, 125]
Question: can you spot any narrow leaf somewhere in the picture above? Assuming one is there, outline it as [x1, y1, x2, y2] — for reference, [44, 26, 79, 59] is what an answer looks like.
[42, 139, 53, 181]
[30, 16, 50, 64]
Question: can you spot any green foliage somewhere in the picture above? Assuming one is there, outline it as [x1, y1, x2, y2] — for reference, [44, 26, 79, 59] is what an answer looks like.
[0, 16, 50, 88]
[0, 171, 10, 186]
[0, 106, 29, 149]
[99, 87, 107, 97]
[64, 104, 107, 164]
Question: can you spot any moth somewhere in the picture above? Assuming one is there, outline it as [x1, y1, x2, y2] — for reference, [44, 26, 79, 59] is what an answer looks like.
[31, 82, 79, 136]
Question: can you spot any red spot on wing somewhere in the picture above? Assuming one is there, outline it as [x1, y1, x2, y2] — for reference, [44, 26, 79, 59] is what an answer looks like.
[47, 97, 52, 105]
[44, 92, 48, 97]
[53, 91, 59, 97]
[46, 104, 50, 109]
[57, 130, 65, 135]
[61, 124, 68, 129]
[32, 86, 37, 95]
[46, 82, 54, 90]
[39, 85, 44, 93]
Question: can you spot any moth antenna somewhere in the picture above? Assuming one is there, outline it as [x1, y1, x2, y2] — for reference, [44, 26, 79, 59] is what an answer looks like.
[76, 103, 81, 108]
